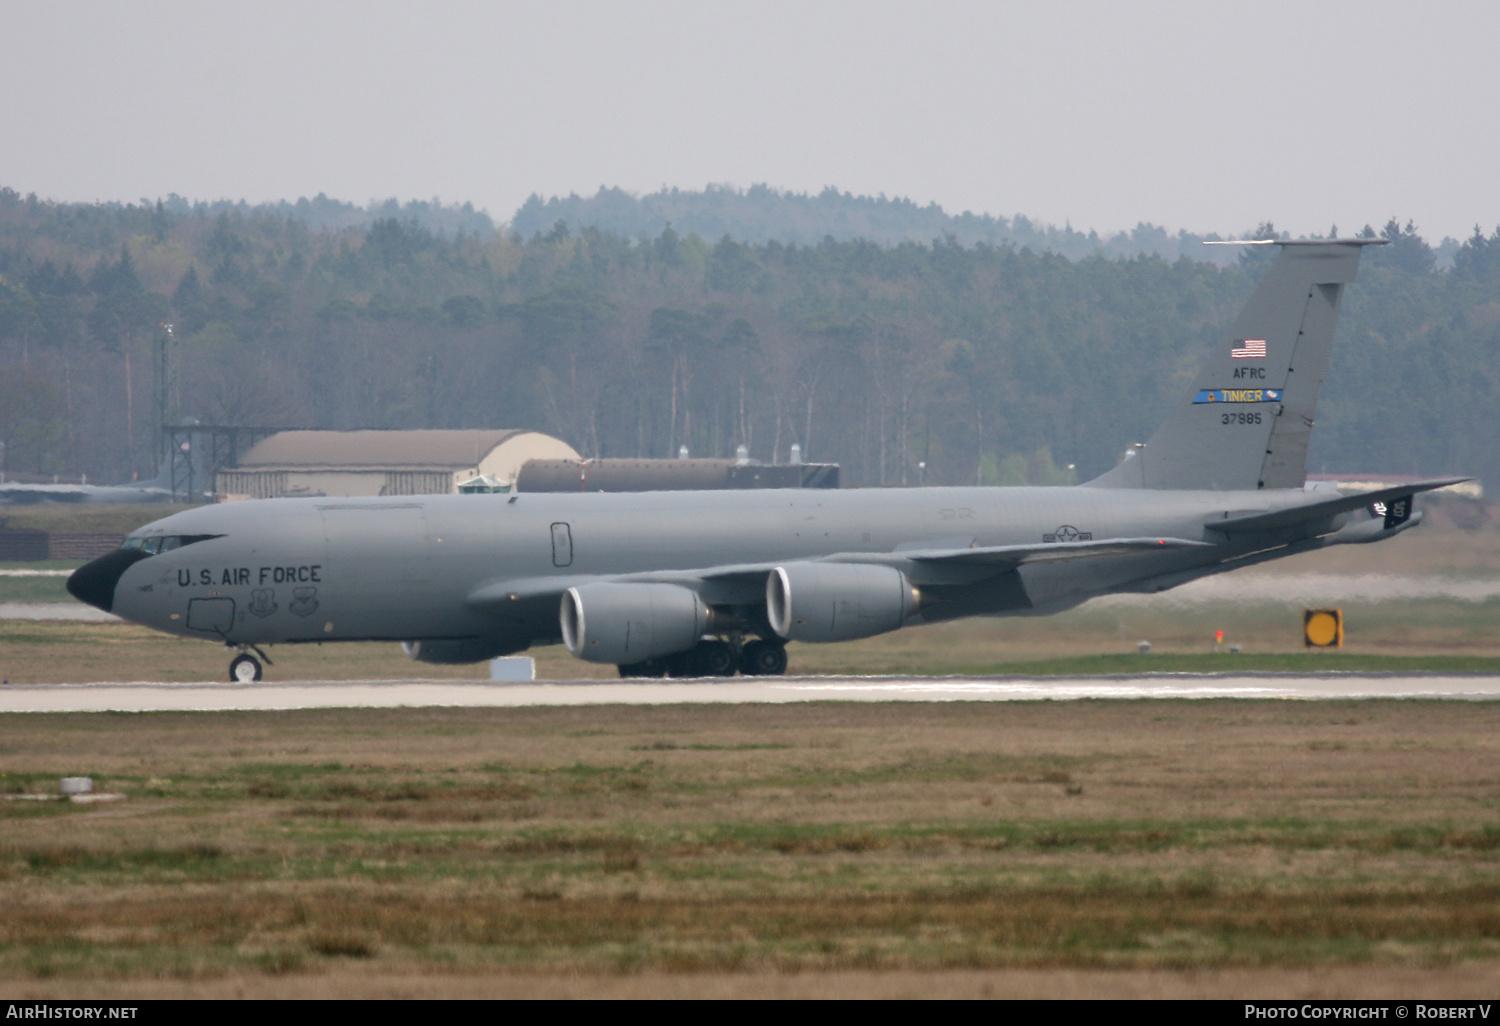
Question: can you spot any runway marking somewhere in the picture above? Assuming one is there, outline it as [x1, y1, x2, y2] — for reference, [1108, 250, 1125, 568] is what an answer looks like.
[2, 674, 1499, 713]
[773, 681, 1293, 698]
[0, 602, 116, 621]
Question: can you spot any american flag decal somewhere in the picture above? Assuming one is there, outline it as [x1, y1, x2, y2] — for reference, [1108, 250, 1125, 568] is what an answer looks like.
[1232, 338, 1267, 359]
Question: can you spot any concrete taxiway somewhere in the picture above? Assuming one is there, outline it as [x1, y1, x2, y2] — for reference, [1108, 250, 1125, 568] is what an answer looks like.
[1, 674, 1498, 713]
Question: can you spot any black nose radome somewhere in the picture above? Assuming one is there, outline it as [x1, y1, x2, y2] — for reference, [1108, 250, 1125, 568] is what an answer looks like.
[67, 549, 150, 613]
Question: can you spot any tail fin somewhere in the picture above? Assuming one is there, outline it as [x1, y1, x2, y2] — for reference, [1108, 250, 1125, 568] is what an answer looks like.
[1088, 239, 1384, 491]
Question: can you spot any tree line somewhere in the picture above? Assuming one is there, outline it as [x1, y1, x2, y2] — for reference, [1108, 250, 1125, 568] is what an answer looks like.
[513, 184, 1470, 267]
[0, 185, 1495, 491]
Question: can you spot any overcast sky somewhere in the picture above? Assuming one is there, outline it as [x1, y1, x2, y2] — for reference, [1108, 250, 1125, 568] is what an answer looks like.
[4, 1, 1496, 242]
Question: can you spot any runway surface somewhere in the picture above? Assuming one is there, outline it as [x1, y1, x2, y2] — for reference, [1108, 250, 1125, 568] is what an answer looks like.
[2, 673, 1499, 712]
[0, 603, 117, 621]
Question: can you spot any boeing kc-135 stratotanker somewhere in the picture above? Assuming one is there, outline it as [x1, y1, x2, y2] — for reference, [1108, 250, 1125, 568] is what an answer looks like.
[68, 239, 1466, 682]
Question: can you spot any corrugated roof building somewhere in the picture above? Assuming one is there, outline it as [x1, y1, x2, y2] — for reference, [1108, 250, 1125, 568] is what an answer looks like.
[515, 458, 839, 492]
[216, 429, 581, 500]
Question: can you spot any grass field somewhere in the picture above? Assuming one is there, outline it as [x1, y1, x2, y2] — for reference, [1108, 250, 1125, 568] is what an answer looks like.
[2, 700, 1499, 998]
[0, 504, 200, 536]
[0, 571, 79, 604]
[4, 620, 1500, 685]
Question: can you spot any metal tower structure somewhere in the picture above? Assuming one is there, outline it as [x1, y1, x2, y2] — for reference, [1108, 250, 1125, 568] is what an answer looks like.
[164, 424, 288, 501]
[153, 322, 178, 476]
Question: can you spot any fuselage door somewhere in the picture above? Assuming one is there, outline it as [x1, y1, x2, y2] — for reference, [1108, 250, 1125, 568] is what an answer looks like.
[187, 596, 236, 636]
[551, 522, 573, 567]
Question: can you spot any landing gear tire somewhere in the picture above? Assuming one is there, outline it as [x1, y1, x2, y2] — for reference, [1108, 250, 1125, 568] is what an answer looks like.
[229, 653, 263, 683]
[693, 640, 736, 678]
[619, 657, 668, 679]
[661, 641, 739, 679]
[665, 650, 698, 678]
[739, 639, 788, 676]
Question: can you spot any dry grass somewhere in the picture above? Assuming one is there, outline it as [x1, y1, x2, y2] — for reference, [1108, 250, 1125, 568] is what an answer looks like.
[1242, 500, 1500, 576]
[2, 701, 1499, 995]
[12, 964, 1500, 1000]
[0, 504, 201, 536]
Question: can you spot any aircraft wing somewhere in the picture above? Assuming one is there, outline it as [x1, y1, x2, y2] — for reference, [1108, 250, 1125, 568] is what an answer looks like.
[0, 485, 90, 505]
[466, 565, 785, 611]
[465, 537, 1208, 611]
[1209, 477, 1470, 533]
[466, 575, 602, 607]
[830, 536, 1209, 568]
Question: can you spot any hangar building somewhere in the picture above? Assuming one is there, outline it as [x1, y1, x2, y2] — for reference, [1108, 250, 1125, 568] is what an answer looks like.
[215, 429, 580, 499]
[515, 458, 838, 492]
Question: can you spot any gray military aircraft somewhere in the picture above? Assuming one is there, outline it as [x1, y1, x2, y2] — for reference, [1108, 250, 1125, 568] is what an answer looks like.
[0, 467, 174, 505]
[68, 239, 1465, 682]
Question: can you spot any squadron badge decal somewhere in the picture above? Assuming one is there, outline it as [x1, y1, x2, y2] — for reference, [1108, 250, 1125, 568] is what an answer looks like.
[289, 587, 319, 617]
[249, 589, 277, 618]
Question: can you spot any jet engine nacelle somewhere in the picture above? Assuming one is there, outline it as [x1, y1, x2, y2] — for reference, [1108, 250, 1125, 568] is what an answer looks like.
[561, 582, 710, 664]
[767, 562, 918, 643]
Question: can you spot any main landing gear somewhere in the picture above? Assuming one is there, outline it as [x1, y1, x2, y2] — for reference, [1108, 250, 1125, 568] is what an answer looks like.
[227, 645, 273, 683]
[738, 638, 788, 676]
[619, 637, 787, 679]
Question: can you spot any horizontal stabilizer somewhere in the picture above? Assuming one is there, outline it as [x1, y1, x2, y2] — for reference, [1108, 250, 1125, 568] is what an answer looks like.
[1203, 239, 1390, 248]
[1209, 477, 1469, 533]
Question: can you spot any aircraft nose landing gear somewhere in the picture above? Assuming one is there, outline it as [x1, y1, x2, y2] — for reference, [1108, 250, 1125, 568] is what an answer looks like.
[229, 654, 261, 682]
[227, 645, 273, 683]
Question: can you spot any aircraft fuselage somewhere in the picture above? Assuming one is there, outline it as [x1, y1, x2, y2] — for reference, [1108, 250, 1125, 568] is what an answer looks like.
[94, 483, 1342, 651]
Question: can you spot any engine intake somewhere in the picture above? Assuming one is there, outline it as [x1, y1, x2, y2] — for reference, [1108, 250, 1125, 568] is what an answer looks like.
[767, 562, 917, 642]
[561, 582, 709, 664]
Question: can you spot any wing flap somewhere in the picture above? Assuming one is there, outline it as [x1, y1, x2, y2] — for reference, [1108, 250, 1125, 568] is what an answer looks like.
[833, 537, 1210, 567]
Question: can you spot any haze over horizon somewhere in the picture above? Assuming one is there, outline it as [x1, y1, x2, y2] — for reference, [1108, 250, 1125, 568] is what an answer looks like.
[4, 1, 1497, 245]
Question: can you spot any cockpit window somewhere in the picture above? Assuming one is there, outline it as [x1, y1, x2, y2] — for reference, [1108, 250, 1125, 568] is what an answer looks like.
[121, 534, 221, 555]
